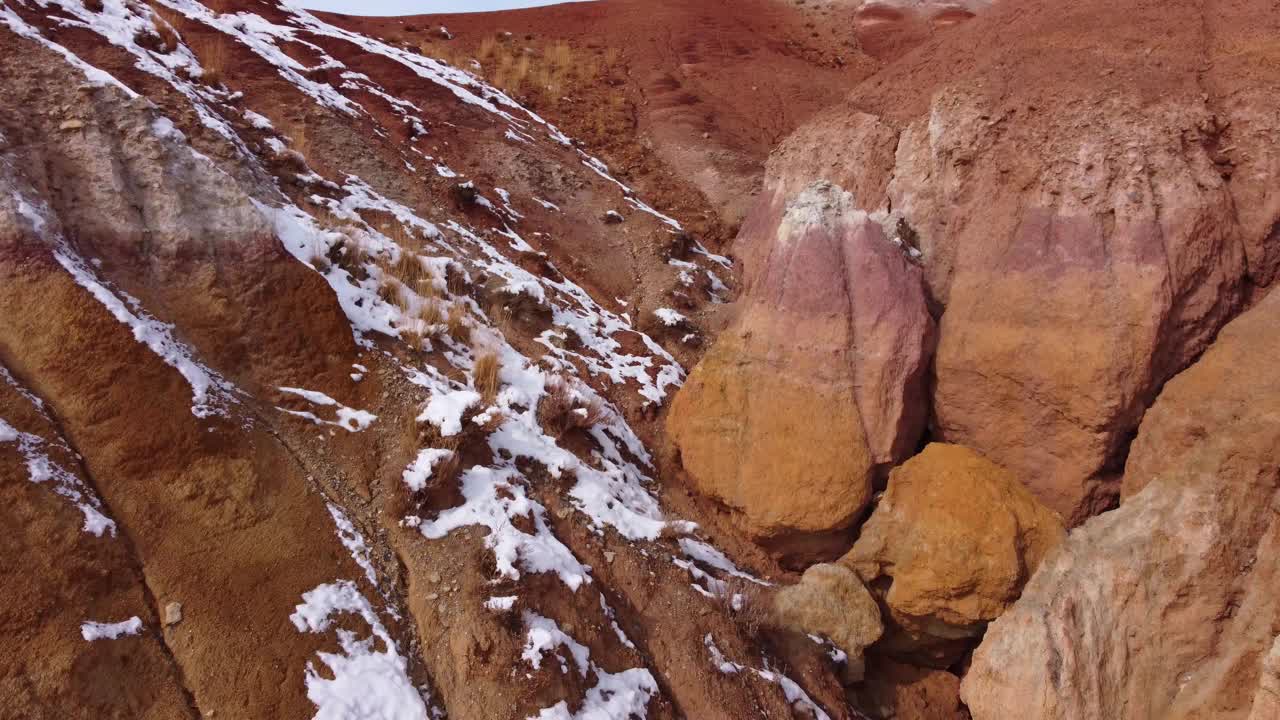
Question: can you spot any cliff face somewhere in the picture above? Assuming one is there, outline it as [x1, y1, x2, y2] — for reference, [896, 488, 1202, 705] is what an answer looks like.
[0, 1, 850, 718]
[737, 0, 1277, 527]
[6, 0, 1280, 718]
[663, 0, 1280, 716]
[963, 283, 1280, 720]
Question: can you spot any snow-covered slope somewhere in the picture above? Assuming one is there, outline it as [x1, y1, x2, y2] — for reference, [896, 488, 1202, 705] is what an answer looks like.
[0, 1, 850, 718]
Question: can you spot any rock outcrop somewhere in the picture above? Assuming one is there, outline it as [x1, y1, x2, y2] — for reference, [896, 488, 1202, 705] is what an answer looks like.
[1249, 637, 1280, 720]
[961, 286, 1280, 720]
[841, 443, 1064, 666]
[0, 2, 851, 718]
[773, 563, 884, 683]
[668, 181, 935, 564]
[760, 0, 1280, 524]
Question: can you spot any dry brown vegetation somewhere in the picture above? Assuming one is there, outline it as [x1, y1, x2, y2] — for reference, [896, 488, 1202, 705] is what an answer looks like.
[538, 378, 609, 438]
[308, 252, 331, 273]
[418, 300, 444, 328]
[377, 278, 402, 307]
[423, 34, 625, 114]
[447, 303, 471, 343]
[190, 34, 229, 86]
[392, 251, 429, 290]
[135, 17, 179, 54]
[402, 326, 424, 354]
[331, 234, 371, 279]
[473, 352, 501, 404]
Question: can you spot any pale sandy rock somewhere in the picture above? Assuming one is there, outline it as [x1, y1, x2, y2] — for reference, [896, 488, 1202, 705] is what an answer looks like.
[842, 444, 1064, 666]
[773, 563, 883, 683]
[1248, 637, 1280, 720]
[962, 287, 1280, 720]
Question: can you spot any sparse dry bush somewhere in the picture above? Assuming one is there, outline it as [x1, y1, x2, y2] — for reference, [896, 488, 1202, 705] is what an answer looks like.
[487, 299, 513, 335]
[461, 35, 615, 105]
[402, 325, 425, 354]
[476, 35, 499, 61]
[308, 252, 331, 273]
[330, 234, 370, 280]
[377, 278, 402, 307]
[446, 303, 470, 343]
[393, 251, 428, 289]
[288, 123, 311, 159]
[445, 262, 471, 295]
[381, 221, 418, 250]
[539, 378, 609, 438]
[191, 34, 228, 86]
[418, 300, 444, 329]
[473, 352, 501, 404]
[135, 22, 179, 54]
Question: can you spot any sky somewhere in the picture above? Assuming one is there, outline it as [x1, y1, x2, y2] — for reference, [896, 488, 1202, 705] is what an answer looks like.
[295, 0, 592, 15]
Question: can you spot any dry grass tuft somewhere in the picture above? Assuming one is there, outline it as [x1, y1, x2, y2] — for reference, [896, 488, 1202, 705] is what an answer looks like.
[393, 251, 427, 289]
[487, 299, 513, 335]
[418, 301, 444, 329]
[377, 279, 402, 307]
[539, 378, 609, 438]
[308, 252, 331, 273]
[434, 34, 618, 106]
[446, 303, 470, 344]
[476, 34, 499, 61]
[446, 262, 471, 295]
[402, 326, 425, 354]
[191, 34, 229, 86]
[155, 19, 180, 54]
[429, 450, 463, 487]
[382, 222, 418, 250]
[473, 352, 501, 404]
[332, 234, 371, 280]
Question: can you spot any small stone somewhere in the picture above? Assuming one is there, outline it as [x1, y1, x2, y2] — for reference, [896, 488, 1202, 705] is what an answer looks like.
[603, 551, 616, 564]
[163, 601, 183, 626]
[428, 572, 441, 584]
[427, 592, 439, 600]
[59, 119, 85, 131]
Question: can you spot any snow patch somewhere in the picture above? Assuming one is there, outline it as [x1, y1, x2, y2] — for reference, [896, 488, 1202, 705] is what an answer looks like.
[653, 308, 687, 327]
[703, 634, 831, 720]
[402, 448, 456, 492]
[418, 389, 480, 437]
[81, 617, 142, 641]
[484, 595, 517, 612]
[327, 504, 378, 589]
[0, 416, 116, 537]
[290, 581, 430, 720]
[278, 386, 377, 432]
[417, 467, 589, 591]
[522, 612, 658, 720]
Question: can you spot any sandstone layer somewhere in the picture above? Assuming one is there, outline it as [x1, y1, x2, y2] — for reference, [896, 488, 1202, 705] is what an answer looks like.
[773, 563, 884, 683]
[761, 0, 1280, 523]
[668, 181, 935, 564]
[0, 2, 852, 717]
[842, 443, 1064, 666]
[961, 285, 1280, 720]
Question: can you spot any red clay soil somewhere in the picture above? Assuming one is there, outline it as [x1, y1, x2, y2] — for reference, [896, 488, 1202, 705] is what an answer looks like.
[324, 0, 882, 233]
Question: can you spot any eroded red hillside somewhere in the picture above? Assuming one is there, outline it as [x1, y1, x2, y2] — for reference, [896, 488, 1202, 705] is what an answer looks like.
[327, 0, 985, 234]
